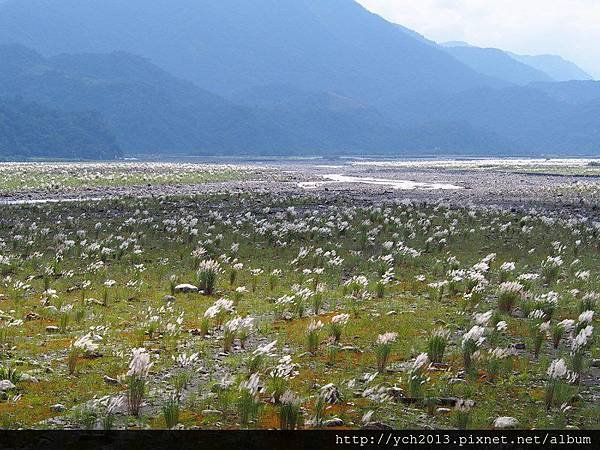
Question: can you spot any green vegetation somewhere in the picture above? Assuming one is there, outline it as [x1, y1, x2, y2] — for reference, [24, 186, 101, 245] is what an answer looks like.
[0, 98, 120, 160]
[0, 187, 597, 430]
[0, 163, 269, 194]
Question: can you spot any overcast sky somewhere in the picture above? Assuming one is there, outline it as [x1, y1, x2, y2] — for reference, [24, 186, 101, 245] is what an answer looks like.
[357, 0, 600, 78]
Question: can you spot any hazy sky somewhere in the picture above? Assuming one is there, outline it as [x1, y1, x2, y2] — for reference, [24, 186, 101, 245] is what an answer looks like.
[357, 0, 600, 78]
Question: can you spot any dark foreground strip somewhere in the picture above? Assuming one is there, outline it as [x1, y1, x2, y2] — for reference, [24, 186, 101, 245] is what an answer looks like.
[0, 430, 596, 450]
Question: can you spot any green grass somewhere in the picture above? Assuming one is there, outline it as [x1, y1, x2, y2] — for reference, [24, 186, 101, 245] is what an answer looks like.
[0, 162, 272, 193]
[0, 189, 598, 430]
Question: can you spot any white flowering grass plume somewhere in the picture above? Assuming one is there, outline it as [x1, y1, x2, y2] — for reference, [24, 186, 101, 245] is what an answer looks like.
[278, 390, 303, 430]
[250, 268, 263, 292]
[328, 313, 349, 343]
[532, 291, 559, 320]
[169, 274, 178, 296]
[223, 316, 242, 353]
[248, 340, 277, 374]
[578, 293, 597, 315]
[171, 351, 200, 397]
[233, 285, 248, 305]
[571, 324, 594, 377]
[68, 333, 99, 375]
[237, 373, 262, 427]
[486, 347, 513, 383]
[461, 325, 485, 374]
[541, 255, 563, 284]
[343, 275, 369, 298]
[577, 310, 594, 329]
[204, 298, 234, 328]
[229, 261, 243, 287]
[126, 347, 153, 416]
[408, 352, 430, 399]
[375, 332, 397, 373]
[427, 328, 449, 364]
[427, 280, 448, 301]
[498, 261, 516, 282]
[545, 358, 573, 409]
[268, 354, 299, 403]
[196, 259, 222, 295]
[528, 310, 549, 358]
[375, 267, 394, 298]
[496, 281, 523, 313]
[311, 289, 324, 315]
[306, 320, 323, 354]
[552, 319, 575, 349]
[101, 396, 125, 430]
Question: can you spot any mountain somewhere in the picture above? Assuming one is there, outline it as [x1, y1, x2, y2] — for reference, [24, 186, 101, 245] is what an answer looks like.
[230, 84, 388, 121]
[442, 41, 472, 48]
[509, 53, 593, 82]
[0, 1, 598, 158]
[0, 0, 503, 103]
[0, 44, 427, 156]
[528, 81, 600, 105]
[0, 45, 264, 154]
[441, 44, 553, 85]
[0, 97, 121, 160]
[442, 42, 593, 83]
[381, 86, 600, 154]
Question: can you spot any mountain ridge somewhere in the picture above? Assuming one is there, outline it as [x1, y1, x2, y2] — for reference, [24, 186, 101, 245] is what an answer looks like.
[0, 0, 505, 101]
[441, 40, 593, 83]
[0, 1, 598, 158]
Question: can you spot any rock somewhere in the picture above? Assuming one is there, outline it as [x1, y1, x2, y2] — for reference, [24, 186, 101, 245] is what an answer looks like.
[320, 383, 344, 404]
[449, 378, 466, 385]
[25, 312, 41, 321]
[494, 416, 519, 429]
[386, 311, 398, 316]
[362, 422, 392, 430]
[437, 397, 459, 406]
[20, 373, 39, 383]
[340, 346, 362, 353]
[0, 380, 16, 391]
[188, 328, 205, 336]
[45, 326, 60, 334]
[103, 375, 119, 385]
[174, 284, 198, 294]
[50, 404, 66, 413]
[44, 306, 59, 314]
[436, 408, 452, 414]
[386, 387, 405, 401]
[163, 295, 177, 302]
[511, 308, 524, 318]
[324, 417, 344, 427]
[202, 409, 223, 416]
[512, 342, 526, 350]
[591, 359, 600, 368]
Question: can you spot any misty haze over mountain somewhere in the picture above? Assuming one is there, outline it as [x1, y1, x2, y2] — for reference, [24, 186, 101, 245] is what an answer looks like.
[0, 0, 598, 159]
